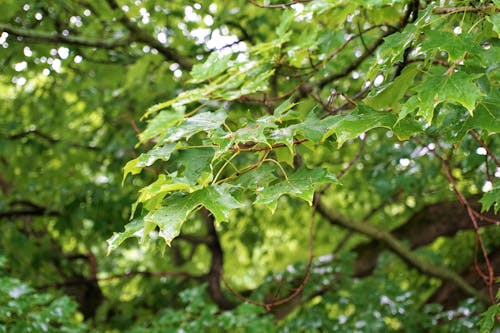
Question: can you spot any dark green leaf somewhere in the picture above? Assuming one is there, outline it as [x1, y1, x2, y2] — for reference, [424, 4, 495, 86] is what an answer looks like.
[176, 148, 215, 184]
[365, 63, 419, 110]
[414, 69, 484, 122]
[145, 185, 244, 245]
[160, 109, 227, 144]
[323, 105, 396, 146]
[480, 187, 500, 214]
[421, 30, 480, 61]
[255, 167, 338, 212]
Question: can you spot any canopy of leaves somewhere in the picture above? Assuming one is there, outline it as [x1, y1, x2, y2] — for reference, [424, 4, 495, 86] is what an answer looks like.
[0, 0, 499, 332]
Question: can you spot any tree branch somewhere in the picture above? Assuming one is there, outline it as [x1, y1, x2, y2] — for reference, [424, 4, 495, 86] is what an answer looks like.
[316, 200, 489, 302]
[353, 196, 497, 277]
[0, 22, 129, 49]
[428, 248, 500, 308]
[177, 233, 213, 244]
[317, 34, 388, 90]
[0, 208, 60, 219]
[469, 130, 500, 167]
[1, 200, 61, 219]
[202, 208, 238, 310]
[433, 6, 499, 15]
[6, 129, 101, 151]
[104, 0, 192, 70]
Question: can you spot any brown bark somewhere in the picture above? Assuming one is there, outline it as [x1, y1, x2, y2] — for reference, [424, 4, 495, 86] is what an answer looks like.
[202, 209, 238, 310]
[354, 196, 495, 277]
[272, 197, 497, 319]
[318, 201, 488, 302]
[428, 248, 500, 308]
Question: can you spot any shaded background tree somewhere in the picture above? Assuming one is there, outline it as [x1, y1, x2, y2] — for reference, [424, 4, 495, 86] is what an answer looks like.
[0, 0, 499, 331]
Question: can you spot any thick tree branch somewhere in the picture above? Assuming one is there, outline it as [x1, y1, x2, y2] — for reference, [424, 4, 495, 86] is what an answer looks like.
[0, 208, 60, 219]
[202, 208, 238, 310]
[0, 22, 129, 49]
[0, 173, 11, 195]
[38, 249, 205, 318]
[1, 200, 61, 219]
[415, 135, 499, 302]
[271, 195, 496, 319]
[177, 233, 213, 244]
[354, 196, 497, 277]
[6, 129, 101, 151]
[317, 200, 489, 302]
[2, 6, 193, 70]
[428, 248, 500, 308]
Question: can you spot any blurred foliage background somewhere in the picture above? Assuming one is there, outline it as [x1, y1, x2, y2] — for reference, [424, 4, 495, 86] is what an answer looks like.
[0, 0, 499, 332]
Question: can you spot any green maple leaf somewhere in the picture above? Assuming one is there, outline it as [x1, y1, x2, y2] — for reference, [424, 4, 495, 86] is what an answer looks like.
[270, 127, 295, 153]
[291, 111, 330, 143]
[144, 185, 244, 245]
[107, 218, 144, 254]
[414, 69, 484, 123]
[480, 187, 500, 214]
[131, 174, 193, 217]
[273, 98, 298, 120]
[255, 167, 338, 213]
[322, 104, 396, 146]
[232, 163, 279, 190]
[215, 115, 278, 154]
[487, 13, 500, 38]
[139, 109, 184, 143]
[377, 24, 417, 63]
[175, 148, 215, 184]
[123, 143, 176, 182]
[421, 30, 480, 61]
[190, 52, 232, 83]
[233, 120, 275, 146]
[108, 186, 243, 250]
[469, 92, 500, 132]
[365, 63, 419, 110]
[160, 109, 227, 144]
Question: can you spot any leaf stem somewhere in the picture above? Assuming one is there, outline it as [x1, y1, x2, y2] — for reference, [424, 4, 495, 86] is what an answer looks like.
[184, 103, 208, 118]
[264, 158, 288, 180]
[212, 152, 239, 184]
[176, 145, 218, 150]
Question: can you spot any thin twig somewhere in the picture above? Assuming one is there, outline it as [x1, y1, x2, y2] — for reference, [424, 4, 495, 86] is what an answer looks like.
[469, 130, 500, 167]
[433, 6, 499, 15]
[234, 138, 308, 153]
[222, 193, 318, 310]
[336, 135, 367, 179]
[414, 136, 497, 303]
